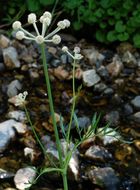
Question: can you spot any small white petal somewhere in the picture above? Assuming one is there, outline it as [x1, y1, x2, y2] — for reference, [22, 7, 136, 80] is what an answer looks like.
[35, 35, 44, 44]
[62, 46, 68, 52]
[16, 31, 25, 40]
[74, 53, 83, 60]
[12, 21, 22, 30]
[40, 16, 44, 23]
[52, 35, 61, 44]
[28, 13, 37, 24]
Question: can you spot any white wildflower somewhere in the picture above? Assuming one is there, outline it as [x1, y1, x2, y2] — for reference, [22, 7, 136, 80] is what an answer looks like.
[62, 46, 68, 52]
[13, 11, 70, 44]
[28, 13, 37, 23]
[52, 34, 61, 44]
[16, 31, 25, 40]
[14, 91, 28, 106]
[12, 21, 22, 30]
[74, 47, 80, 54]
[62, 46, 83, 60]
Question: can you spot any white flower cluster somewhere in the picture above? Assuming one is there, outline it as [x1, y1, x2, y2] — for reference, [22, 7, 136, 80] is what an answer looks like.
[14, 91, 28, 106]
[12, 12, 70, 44]
[62, 46, 83, 60]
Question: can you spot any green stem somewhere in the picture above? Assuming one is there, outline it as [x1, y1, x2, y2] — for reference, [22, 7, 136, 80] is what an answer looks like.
[66, 59, 76, 143]
[24, 105, 46, 155]
[62, 171, 68, 190]
[40, 43, 63, 167]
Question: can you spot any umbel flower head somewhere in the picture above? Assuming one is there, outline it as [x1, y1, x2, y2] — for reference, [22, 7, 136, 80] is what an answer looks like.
[14, 91, 28, 106]
[12, 12, 70, 44]
[62, 46, 83, 60]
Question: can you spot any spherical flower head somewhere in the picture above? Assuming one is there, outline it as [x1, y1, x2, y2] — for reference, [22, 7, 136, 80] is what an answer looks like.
[16, 31, 25, 40]
[12, 21, 22, 30]
[74, 53, 83, 60]
[43, 11, 52, 20]
[57, 21, 66, 29]
[28, 13, 37, 24]
[43, 17, 51, 26]
[35, 35, 44, 44]
[62, 46, 68, 52]
[52, 35, 61, 44]
[63, 19, 70, 28]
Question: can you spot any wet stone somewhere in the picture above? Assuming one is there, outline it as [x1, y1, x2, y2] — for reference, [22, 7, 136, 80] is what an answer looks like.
[85, 167, 120, 190]
[7, 79, 22, 98]
[0, 168, 14, 179]
[94, 83, 107, 92]
[14, 167, 36, 190]
[85, 145, 113, 162]
[104, 111, 120, 126]
[131, 96, 140, 110]
[123, 103, 133, 116]
[51, 59, 61, 67]
[103, 87, 114, 96]
[2, 46, 21, 69]
[97, 65, 109, 79]
[83, 69, 101, 87]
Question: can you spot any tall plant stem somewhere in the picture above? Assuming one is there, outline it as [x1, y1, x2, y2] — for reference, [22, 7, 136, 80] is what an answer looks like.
[66, 59, 76, 143]
[40, 43, 63, 165]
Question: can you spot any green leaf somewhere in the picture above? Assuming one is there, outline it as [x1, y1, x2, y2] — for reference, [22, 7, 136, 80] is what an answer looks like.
[133, 34, 140, 48]
[108, 18, 115, 25]
[99, 22, 107, 29]
[39, 0, 55, 6]
[26, 0, 40, 11]
[95, 30, 106, 43]
[115, 21, 126, 33]
[117, 32, 129, 41]
[107, 30, 116, 42]
[73, 21, 83, 30]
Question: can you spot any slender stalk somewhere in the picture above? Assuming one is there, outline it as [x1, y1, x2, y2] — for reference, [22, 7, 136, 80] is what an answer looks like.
[40, 43, 63, 166]
[24, 105, 46, 155]
[62, 171, 68, 190]
[66, 59, 76, 143]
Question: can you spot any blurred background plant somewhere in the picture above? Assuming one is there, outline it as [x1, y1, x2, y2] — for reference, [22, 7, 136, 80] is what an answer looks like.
[1, 0, 140, 47]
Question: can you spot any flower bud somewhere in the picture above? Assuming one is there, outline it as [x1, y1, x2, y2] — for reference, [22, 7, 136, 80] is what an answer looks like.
[16, 31, 25, 40]
[74, 53, 83, 60]
[28, 13, 36, 23]
[35, 35, 44, 44]
[52, 35, 61, 44]
[62, 46, 68, 52]
[63, 19, 70, 28]
[43, 11, 52, 19]
[57, 21, 66, 29]
[74, 47, 80, 54]
[43, 17, 51, 26]
[12, 21, 22, 30]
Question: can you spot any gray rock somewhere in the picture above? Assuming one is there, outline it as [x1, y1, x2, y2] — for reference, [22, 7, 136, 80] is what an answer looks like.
[0, 62, 5, 72]
[131, 96, 140, 110]
[122, 51, 137, 68]
[83, 69, 101, 87]
[0, 35, 10, 48]
[0, 119, 27, 153]
[106, 54, 123, 77]
[7, 110, 26, 122]
[103, 88, 114, 96]
[14, 167, 36, 190]
[123, 103, 133, 116]
[0, 168, 14, 179]
[7, 79, 22, 98]
[2, 47, 21, 69]
[71, 116, 91, 130]
[61, 54, 68, 64]
[132, 112, 140, 123]
[97, 127, 121, 145]
[86, 167, 120, 190]
[104, 111, 120, 126]
[94, 83, 107, 92]
[85, 145, 113, 162]
[97, 65, 109, 78]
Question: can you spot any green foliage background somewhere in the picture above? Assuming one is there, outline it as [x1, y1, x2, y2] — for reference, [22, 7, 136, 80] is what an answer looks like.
[1, 0, 140, 47]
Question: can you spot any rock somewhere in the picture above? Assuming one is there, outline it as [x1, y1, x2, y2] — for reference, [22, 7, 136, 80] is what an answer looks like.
[123, 103, 133, 116]
[24, 147, 36, 162]
[14, 167, 36, 190]
[0, 62, 5, 72]
[53, 66, 69, 80]
[82, 47, 105, 65]
[115, 144, 132, 161]
[0, 119, 27, 152]
[61, 54, 68, 64]
[7, 79, 22, 98]
[122, 51, 137, 68]
[103, 87, 114, 96]
[83, 69, 100, 87]
[97, 65, 109, 79]
[70, 116, 91, 130]
[2, 46, 21, 69]
[85, 167, 120, 190]
[0, 34, 10, 48]
[134, 140, 140, 151]
[97, 127, 121, 145]
[0, 168, 14, 179]
[117, 42, 135, 54]
[131, 96, 140, 110]
[7, 110, 26, 122]
[106, 55, 123, 77]
[85, 145, 113, 162]
[104, 111, 120, 126]
[94, 83, 107, 92]
[132, 112, 140, 123]
[51, 59, 61, 67]
[29, 69, 40, 81]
